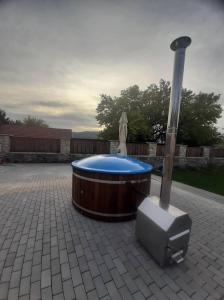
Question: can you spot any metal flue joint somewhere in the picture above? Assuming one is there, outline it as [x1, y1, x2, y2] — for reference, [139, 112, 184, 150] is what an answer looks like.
[160, 36, 191, 209]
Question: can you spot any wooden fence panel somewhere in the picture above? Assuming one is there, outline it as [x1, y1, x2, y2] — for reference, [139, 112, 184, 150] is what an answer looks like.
[175, 145, 180, 156]
[70, 139, 110, 154]
[156, 144, 180, 156]
[156, 144, 165, 156]
[186, 147, 203, 157]
[127, 143, 148, 155]
[10, 137, 60, 153]
[210, 148, 224, 158]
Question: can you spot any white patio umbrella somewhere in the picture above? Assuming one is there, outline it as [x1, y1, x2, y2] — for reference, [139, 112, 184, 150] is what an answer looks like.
[118, 112, 128, 155]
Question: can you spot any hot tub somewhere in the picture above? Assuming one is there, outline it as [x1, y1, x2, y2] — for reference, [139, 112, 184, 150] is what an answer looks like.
[71, 155, 153, 221]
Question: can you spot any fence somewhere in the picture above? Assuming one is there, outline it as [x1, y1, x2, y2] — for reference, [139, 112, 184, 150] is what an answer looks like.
[210, 148, 224, 158]
[70, 139, 110, 154]
[10, 137, 60, 153]
[4, 136, 224, 158]
[127, 143, 148, 155]
[156, 144, 180, 156]
[186, 147, 203, 157]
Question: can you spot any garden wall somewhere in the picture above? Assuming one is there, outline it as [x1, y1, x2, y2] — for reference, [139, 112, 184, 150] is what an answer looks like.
[0, 136, 223, 168]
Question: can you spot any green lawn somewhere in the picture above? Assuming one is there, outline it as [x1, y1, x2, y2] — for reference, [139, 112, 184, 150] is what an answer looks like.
[154, 167, 224, 196]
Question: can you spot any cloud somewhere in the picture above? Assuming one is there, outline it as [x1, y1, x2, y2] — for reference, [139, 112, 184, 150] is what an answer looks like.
[0, 0, 223, 131]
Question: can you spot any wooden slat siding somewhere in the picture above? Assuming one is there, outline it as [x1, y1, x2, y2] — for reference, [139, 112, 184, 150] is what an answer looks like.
[210, 148, 224, 158]
[10, 137, 60, 153]
[156, 144, 179, 156]
[156, 144, 165, 156]
[186, 147, 203, 157]
[127, 143, 148, 155]
[70, 139, 110, 154]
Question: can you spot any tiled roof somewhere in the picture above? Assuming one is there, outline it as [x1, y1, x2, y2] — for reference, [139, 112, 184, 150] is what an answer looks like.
[0, 124, 72, 139]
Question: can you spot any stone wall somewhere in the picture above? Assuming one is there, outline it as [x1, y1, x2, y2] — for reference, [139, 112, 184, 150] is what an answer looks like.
[2, 137, 223, 168]
[109, 140, 119, 154]
[0, 135, 10, 153]
[60, 139, 70, 154]
[5, 152, 224, 168]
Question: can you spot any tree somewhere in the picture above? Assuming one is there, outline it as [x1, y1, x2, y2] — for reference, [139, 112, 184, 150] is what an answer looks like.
[0, 109, 11, 125]
[23, 116, 49, 128]
[96, 79, 223, 146]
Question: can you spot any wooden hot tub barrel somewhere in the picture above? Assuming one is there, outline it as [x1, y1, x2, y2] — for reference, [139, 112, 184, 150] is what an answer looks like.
[72, 155, 153, 221]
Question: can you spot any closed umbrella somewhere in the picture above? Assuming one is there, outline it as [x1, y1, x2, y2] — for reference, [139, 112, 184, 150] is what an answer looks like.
[118, 112, 128, 155]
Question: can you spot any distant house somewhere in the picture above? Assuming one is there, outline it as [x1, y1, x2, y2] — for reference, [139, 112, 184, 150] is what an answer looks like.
[0, 124, 72, 139]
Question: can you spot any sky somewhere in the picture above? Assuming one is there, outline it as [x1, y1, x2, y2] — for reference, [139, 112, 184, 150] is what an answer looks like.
[0, 0, 223, 132]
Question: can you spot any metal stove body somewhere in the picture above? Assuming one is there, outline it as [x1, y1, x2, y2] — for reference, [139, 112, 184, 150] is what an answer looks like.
[136, 196, 192, 266]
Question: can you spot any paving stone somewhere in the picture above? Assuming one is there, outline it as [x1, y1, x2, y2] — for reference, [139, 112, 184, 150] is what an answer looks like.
[60, 250, 68, 264]
[5, 252, 16, 267]
[33, 251, 42, 266]
[31, 264, 41, 283]
[51, 258, 61, 276]
[82, 271, 95, 293]
[122, 273, 138, 294]
[99, 264, 112, 283]
[93, 276, 108, 298]
[63, 279, 75, 300]
[0, 282, 9, 300]
[135, 277, 152, 298]
[88, 260, 100, 278]
[52, 273, 63, 296]
[41, 269, 51, 288]
[61, 262, 71, 281]
[19, 294, 30, 300]
[30, 280, 41, 300]
[119, 285, 133, 300]
[78, 255, 89, 273]
[87, 290, 98, 300]
[103, 254, 115, 270]
[10, 270, 21, 288]
[110, 268, 125, 288]
[71, 266, 82, 287]
[132, 291, 145, 300]
[42, 254, 51, 270]
[106, 280, 122, 300]
[19, 276, 31, 296]
[113, 258, 127, 274]
[1, 266, 13, 282]
[74, 284, 88, 300]
[41, 286, 53, 300]
[68, 252, 78, 268]
[53, 293, 65, 300]
[8, 287, 19, 300]
[22, 261, 32, 278]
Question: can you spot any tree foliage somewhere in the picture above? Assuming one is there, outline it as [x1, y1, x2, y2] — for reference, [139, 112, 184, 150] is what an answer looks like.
[0, 110, 49, 128]
[0, 109, 11, 125]
[22, 116, 49, 128]
[96, 79, 223, 146]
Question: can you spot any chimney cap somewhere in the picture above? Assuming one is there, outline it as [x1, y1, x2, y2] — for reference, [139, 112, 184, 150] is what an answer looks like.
[170, 36, 191, 51]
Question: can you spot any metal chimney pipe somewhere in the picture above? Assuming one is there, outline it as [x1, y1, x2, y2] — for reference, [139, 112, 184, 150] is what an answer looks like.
[160, 36, 191, 209]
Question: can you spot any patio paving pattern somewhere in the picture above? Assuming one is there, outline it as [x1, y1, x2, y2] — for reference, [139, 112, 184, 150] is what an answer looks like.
[0, 164, 224, 300]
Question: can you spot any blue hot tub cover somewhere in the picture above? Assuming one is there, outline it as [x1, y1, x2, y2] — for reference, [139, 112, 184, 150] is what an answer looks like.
[71, 154, 153, 175]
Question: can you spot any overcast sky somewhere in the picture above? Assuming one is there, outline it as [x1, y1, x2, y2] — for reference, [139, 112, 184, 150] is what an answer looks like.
[0, 0, 223, 131]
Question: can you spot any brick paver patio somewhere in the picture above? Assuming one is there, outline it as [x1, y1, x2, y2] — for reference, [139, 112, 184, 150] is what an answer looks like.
[0, 164, 224, 300]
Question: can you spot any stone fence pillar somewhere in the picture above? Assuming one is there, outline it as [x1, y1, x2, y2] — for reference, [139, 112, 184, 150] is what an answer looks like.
[178, 145, 187, 157]
[202, 146, 210, 158]
[148, 143, 157, 157]
[0, 134, 10, 154]
[60, 139, 70, 154]
[109, 140, 119, 154]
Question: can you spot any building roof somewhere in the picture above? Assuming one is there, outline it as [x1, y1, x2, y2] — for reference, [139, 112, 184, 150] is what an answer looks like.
[0, 124, 72, 139]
